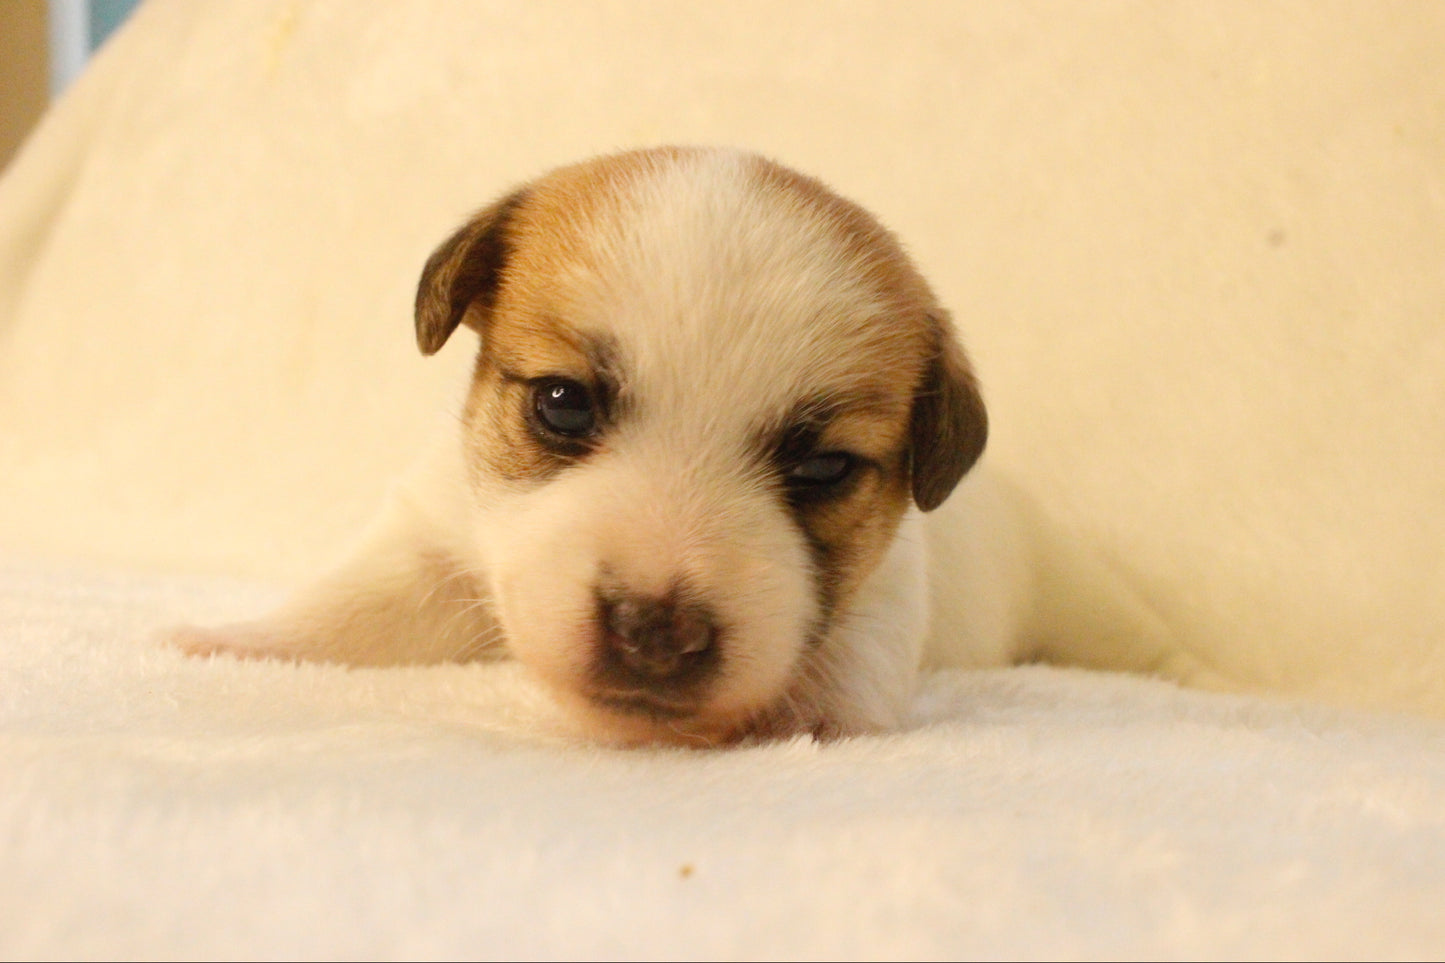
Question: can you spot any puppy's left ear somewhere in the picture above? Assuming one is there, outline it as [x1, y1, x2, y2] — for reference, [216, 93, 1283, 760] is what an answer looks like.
[414, 189, 529, 356]
[909, 312, 988, 511]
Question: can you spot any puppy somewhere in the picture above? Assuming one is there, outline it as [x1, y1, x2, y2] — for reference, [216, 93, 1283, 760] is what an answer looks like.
[174, 146, 1200, 745]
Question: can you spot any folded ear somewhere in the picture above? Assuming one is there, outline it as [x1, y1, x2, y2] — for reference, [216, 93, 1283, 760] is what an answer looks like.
[909, 312, 988, 511]
[414, 189, 529, 356]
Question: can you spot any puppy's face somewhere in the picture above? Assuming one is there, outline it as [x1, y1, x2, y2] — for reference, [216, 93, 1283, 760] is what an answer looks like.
[416, 148, 985, 744]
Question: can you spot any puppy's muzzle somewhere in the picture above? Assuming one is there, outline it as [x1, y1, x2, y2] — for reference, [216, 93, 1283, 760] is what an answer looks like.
[593, 588, 721, 714]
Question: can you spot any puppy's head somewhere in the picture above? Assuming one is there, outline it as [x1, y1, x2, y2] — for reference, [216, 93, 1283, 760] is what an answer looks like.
[416, 147, 985, 744]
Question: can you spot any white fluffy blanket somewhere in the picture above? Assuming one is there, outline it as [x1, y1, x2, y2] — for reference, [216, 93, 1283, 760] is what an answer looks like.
[6, 561, 1445, 959]
[3, 1, 1444, 957]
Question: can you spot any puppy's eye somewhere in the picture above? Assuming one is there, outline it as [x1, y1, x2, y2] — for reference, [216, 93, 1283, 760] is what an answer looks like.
[787, 452, 856, 488]
[533, 379, 597, 437]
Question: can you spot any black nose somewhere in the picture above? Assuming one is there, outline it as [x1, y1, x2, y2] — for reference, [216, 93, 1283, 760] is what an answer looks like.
[599, 590, 718, 684]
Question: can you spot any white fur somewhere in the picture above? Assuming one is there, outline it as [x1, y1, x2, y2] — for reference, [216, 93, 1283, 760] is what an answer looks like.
[175, 148, 1204, 745]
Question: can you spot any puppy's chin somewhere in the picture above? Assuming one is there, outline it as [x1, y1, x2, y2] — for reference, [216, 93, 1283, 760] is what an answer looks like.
[505, 619, 814, 748]
[539, 680, 798, 748]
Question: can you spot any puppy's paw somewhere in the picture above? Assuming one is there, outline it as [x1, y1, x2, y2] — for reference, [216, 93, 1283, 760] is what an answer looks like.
[163, 621, 298, 663]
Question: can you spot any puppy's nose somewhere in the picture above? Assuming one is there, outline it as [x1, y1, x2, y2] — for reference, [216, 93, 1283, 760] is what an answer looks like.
[600, 592, 717, 681]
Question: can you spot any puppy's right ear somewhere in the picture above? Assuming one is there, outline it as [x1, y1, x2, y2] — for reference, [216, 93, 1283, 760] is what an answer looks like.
[414, 189, 529, 356]
[909, 311, 988, 512]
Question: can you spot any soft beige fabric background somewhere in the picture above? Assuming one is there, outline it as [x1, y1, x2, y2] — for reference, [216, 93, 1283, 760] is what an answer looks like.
[0, 0, 1441, 716]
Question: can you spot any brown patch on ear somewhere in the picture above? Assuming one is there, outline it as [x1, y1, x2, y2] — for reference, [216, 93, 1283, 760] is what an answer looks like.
[414, 189, 529, 356]
[910, 312, 988, 511]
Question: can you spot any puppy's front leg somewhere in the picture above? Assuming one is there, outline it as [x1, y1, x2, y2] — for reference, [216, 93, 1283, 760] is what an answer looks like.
[171, 447, 500, 667]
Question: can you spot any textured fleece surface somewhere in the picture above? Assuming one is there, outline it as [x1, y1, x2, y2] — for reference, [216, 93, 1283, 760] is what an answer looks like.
[5, 561, 1445, 959]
